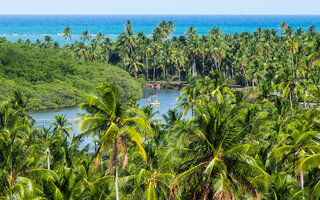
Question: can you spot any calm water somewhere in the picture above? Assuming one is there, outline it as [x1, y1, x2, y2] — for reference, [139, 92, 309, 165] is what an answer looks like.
[30, 89, 182, 125]
[29, 89, 183, 149]
[1, 15, 320, 43]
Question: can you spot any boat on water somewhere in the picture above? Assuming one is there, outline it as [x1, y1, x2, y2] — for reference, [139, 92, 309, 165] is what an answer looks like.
[149, 95, 160, 106]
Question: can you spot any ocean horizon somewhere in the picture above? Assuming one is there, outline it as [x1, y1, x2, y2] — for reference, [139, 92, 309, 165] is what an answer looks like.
[1, 15, 320, 43]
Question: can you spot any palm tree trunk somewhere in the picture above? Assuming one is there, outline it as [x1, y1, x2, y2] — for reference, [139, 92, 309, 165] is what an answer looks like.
[201, 182, 210, 200]
[145, 58, 149, 80]
[242, 65, 249, 87]
[231, 66, 234, 78]
[192, 59, 197, 76]
[153, 66, 156, 81]
[291, 51, 295, 83]
[289, 92, 294, 116]
[115, 155, 119, 200]
[45, 148, 50, 170]
[178, 68, 181, 84]
[166, 67, 169, 80]
[202, 54, 205, 69]
[293, 151, 297, 177]
[300, 170, 304, 197]
[114, 144, 120, 200]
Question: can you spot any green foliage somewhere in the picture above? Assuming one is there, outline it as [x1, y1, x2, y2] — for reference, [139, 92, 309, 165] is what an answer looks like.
[2, 21, 320, 199]
[0, 42, 142, 110]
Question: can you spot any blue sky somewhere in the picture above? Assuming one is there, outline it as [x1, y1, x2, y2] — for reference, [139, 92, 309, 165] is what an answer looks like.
[1, 0, 320, 15]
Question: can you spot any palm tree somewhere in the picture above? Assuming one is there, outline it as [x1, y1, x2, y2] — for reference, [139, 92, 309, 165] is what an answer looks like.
[273, 110, 320, 192]
[279, 21, 289, 33]
[309, 35, 320, 83]
[287, 36, 298, 85]
[172, 99, 267, 199]
[100, 37, 112, 63]
[265, 173, 302, 199]
[79, 82, 151, 200]
[81, 30, 91, 43]
[177, 84, 200, 116]
[128, 57, 144, 78]
[44, 35, 53, 46]
[95, 32, 104, 43]
[120, 139, 176, 200]
[162, 109, 182, 130]
[137, 33, 152, 80]
[0, 102, 36, 199]
[171, 50, 185, 84]
[51, 114, 72, 139]
[185, 27, 199, 76]
[63, 26, 72, 44]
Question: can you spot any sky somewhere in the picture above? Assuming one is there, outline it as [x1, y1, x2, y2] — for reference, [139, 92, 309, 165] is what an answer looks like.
[1, 0, 320, 15]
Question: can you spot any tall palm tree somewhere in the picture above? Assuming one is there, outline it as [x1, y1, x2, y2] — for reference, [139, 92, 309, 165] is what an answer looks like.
[185, 27, 200, 76]
[287, 36, 298, 85]
[63, 26, 72, 44]
[79, 82, 151, 200]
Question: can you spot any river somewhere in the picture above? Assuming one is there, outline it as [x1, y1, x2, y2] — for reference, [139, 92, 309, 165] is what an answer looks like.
[29, 89, 183, 148]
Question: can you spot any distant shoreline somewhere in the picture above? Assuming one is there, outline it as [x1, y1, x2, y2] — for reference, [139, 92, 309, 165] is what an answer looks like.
[1, 15, 320, 43]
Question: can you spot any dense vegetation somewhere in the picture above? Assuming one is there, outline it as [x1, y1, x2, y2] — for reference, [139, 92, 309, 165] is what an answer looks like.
[8, 20, 320, 110]
[1, 78, 320, 199]
[2, 21, 320, 199]
[33, 21, 320, 87]
[0, 39, 142, 110]
[20, 21, 320, 106]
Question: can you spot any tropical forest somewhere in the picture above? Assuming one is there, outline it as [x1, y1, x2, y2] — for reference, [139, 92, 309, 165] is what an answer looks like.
[1, 20, 320, 200]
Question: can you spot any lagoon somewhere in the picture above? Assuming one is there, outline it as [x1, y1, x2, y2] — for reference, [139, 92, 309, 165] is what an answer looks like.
[29, 89, 182, 149]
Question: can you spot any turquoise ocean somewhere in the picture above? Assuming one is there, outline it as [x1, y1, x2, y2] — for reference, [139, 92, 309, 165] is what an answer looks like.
[1, 15, 320, 44]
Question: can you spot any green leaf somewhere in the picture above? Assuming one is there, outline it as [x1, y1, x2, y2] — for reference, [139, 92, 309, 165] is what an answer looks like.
[145, 182, 157, 200]
[299, 153, 320, 172]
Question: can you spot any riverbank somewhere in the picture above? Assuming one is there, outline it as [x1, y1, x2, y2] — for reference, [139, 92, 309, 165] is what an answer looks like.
[144, 82, 254, 91]
[144, 81, 187, 90]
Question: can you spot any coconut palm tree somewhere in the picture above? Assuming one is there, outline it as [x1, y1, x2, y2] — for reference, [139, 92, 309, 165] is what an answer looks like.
[177, 84, 200, 116]
[120, 139, 176, 200]
[79, 82, 151, 200]
[273, 110, 320, 193]
[128, 57, 144, 78]
[44, 35, 53, 46]
[287, 36, 299, 85]
[51, 115, 72, 139]
[63, 26, 72, 44]
[81, 30, 91, 43]
[185, 27, 200, 76]
[172, 99, 268, 199]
